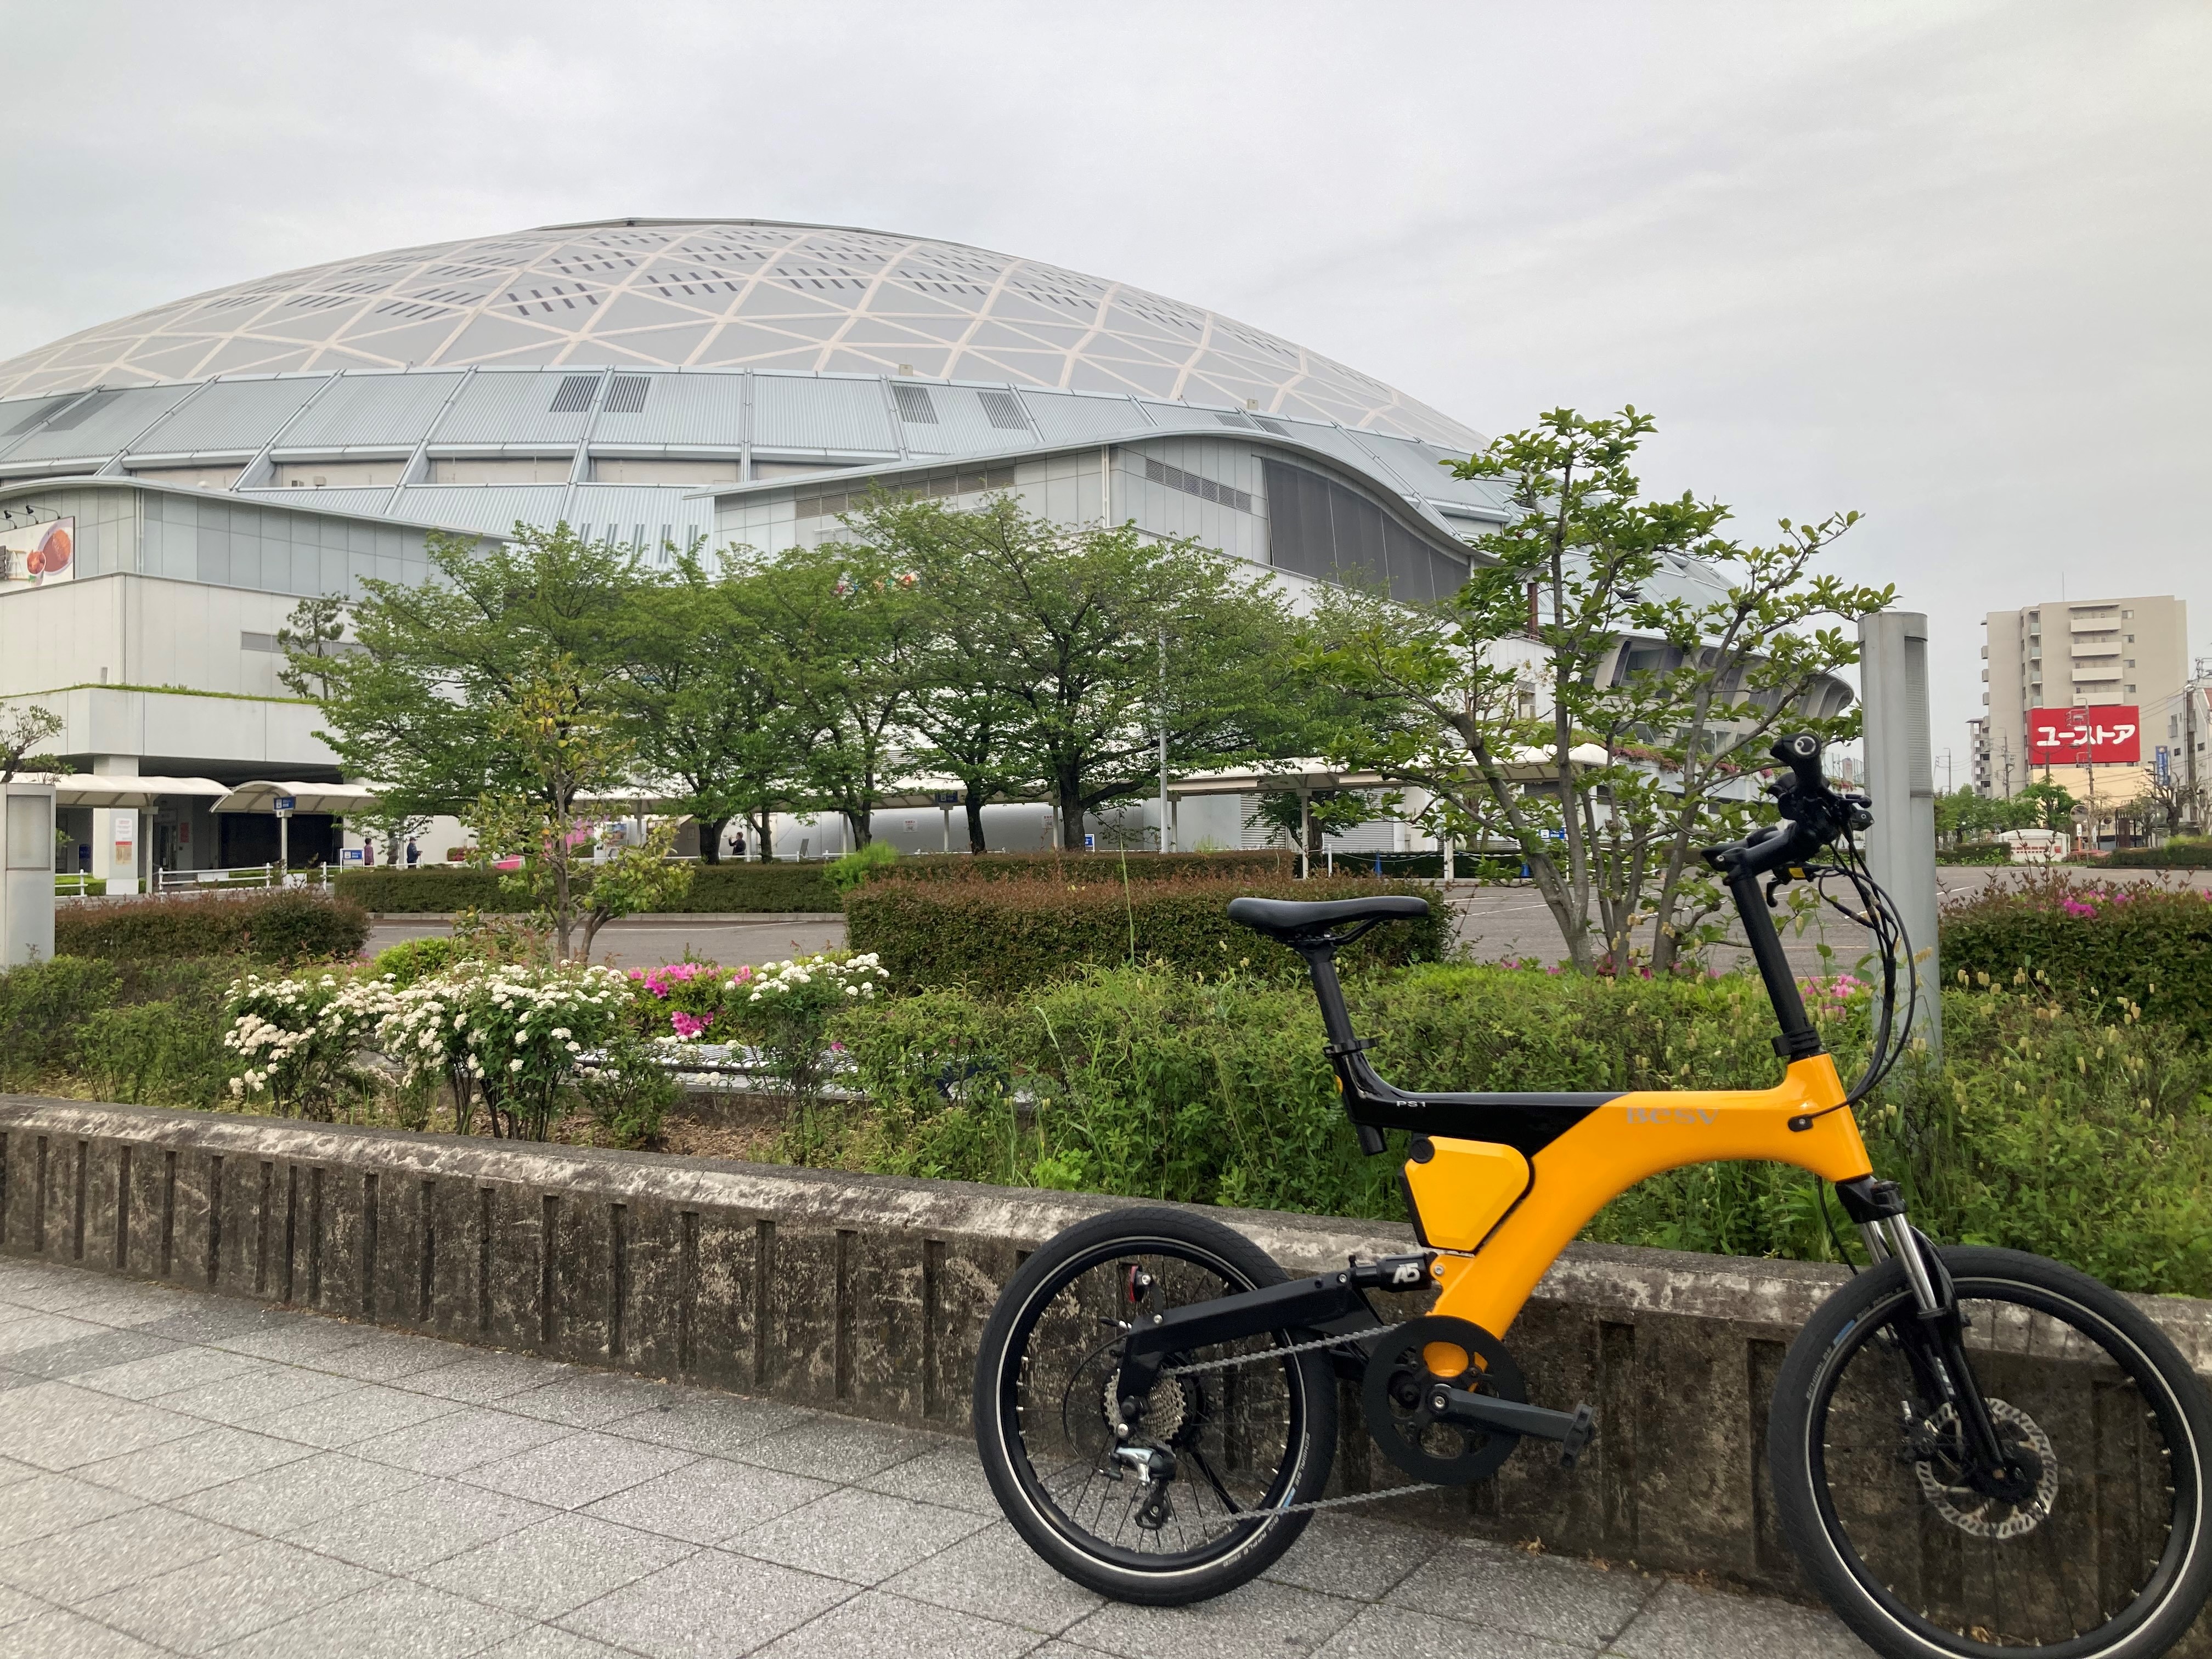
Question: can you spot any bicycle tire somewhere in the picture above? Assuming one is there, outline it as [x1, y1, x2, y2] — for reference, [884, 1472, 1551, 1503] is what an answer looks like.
[973, 1206, 1338, 1604]
[1771, 1246, 2212, 1659]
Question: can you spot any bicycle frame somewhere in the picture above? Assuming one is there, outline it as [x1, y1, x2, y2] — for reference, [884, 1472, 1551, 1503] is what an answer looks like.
[1299, 865, 1880, 1340]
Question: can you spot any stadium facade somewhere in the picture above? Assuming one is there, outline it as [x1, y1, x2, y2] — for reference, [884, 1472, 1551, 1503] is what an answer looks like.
[0, 217, 1843, 881]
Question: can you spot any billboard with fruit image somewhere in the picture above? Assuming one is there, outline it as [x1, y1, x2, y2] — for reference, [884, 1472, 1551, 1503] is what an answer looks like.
[0, 517, 75, 586]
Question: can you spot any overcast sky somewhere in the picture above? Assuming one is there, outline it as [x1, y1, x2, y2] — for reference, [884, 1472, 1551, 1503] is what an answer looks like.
[4, 0, 2206, 772]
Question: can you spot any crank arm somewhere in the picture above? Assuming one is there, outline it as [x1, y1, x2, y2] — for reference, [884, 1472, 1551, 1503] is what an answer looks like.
[1430, 1386, 1599, 1469]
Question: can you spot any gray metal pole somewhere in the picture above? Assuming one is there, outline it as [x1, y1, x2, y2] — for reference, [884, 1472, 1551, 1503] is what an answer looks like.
[1858, 613, 1941, 1060]
[1158, 628, 1170, 854]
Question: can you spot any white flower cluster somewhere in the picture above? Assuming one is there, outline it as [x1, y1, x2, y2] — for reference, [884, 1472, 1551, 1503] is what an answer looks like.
[228, 961, 637, 1108]
[222, 972, 396, 1103]
[745, 951, 889, 1004]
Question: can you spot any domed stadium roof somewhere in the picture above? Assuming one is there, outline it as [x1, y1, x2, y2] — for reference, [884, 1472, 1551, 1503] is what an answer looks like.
[0, 219, 1479, 450]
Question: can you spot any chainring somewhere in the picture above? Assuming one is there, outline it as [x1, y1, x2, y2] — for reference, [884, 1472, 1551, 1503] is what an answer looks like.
[1362, 1313, 1527, 1485]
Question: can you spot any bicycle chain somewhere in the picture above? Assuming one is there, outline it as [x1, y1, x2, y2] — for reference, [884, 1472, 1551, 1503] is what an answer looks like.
[1159, 1323, 1405, 1378]
[1152, 1323, 1451, 1514]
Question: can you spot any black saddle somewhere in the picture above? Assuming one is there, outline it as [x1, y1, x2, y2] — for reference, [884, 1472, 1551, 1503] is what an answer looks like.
[1226, 894, 1431, 941]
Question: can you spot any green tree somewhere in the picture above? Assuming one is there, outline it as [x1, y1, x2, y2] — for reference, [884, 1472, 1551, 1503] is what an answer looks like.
[311, 523, 642, 826]
[1304, 408, 1887, 973]
[624, 546, 807, 864]
[1244, 789, 1383, 865]
[0, 704, 68, 782]
[854, 496, 1310, 850]
[275, 595, 352, 702]
[2020, 779, 2075, 832]
[740, 540, 930, 849]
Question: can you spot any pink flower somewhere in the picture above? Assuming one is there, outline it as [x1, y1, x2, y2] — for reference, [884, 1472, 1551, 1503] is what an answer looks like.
[670, 1010, 712, 1039]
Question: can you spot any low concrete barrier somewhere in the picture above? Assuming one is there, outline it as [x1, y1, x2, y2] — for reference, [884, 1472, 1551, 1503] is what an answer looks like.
[6, 1094, 2211, 1610]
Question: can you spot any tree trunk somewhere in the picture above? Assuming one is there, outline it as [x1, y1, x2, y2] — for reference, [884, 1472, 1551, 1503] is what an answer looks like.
[552, 856, 574, 962]
[698, 814, 727, 866]
[1058, 774, 1085, 850]
[844, 809, 870, 850]
[964, 792, 989, 854]
[752, 808, 774, 861]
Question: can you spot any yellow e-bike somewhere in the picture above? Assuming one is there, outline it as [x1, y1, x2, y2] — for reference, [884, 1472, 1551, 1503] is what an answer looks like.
[974, 734, 2212, 1659]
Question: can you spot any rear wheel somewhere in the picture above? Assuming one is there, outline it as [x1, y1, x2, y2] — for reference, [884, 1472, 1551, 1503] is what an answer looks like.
[973, 1206, 1338, 1604]
[1771, 1246, 2212, 1659]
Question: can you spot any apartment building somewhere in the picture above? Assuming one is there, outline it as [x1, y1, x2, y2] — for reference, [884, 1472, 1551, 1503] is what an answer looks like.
[1979, 595, 2188, 799]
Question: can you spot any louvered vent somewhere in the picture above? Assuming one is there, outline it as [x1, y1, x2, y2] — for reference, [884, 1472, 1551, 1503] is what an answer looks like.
[1215, 412, 1252, 429]
[1142, 457, 1254, 514]
[549, 375, 600, 413]
[1251, 416, 1290, 437]
[603, 375, 650, 414]
[891, 383, 938, 424]
[43, 390, 126, 431]
[979, 390, 1029, 431]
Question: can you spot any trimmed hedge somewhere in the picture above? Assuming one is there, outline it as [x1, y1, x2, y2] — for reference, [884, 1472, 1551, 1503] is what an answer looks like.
[54, 890, 370, 964]
[1936, 843, 2011, 866]
[875, 850, 1295, 884]
[844, 874, 1445, 996]
[2096, 843, 2212, 870]
[334, 862, 839, 914]
[1940, 872, 2212, 1040]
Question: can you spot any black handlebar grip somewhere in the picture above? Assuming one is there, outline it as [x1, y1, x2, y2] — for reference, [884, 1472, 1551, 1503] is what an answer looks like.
[1770, 731, 1825, 797]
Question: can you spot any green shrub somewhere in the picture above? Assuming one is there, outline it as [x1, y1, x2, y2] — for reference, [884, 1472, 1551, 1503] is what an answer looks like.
[74, 1001, 231, 1108]
[579, 1043, 679, 1148]
[0, 956, 121, 1089]
[369, 936, 457, 988]
[844, 874, 1445, 996]
[878, 850, 1294, 885]
[334, 862, 839, 914]
[1937, 843, 2011, 866]
[824, 840, 899, 894]
[812, 960, 2212, 1295]
[1940, 871, 2212, 1040]
[2099, 841, 2212, 869]
[56, 890, 369, 963]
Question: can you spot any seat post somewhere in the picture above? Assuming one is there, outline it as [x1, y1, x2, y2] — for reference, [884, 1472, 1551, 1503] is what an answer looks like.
[1292, 940, 1361, 1051]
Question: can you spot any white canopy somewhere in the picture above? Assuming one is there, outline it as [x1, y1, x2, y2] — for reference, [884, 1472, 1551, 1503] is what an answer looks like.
[212, 781, 382, 815]
[39, 775, 229, 811]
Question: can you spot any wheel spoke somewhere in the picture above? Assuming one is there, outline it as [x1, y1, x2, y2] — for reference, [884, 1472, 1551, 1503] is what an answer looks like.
[1785, 1268, 2200, 1658]
[983, 1227, 1323, 1581]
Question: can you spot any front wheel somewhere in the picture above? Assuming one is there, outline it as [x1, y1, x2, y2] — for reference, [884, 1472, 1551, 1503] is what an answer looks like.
[1771, 1246, 2212, 1659]
[973, 1206, 1339, 1604]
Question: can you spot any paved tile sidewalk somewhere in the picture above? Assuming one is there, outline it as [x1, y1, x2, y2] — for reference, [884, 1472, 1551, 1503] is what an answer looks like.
[0, 1256, 1870, 1658]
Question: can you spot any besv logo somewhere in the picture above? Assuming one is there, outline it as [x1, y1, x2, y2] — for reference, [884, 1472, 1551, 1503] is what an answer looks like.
[1624, 1105, 1719, 1126]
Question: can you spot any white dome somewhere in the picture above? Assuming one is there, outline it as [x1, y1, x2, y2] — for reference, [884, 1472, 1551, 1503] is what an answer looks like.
[0, 218, 1479, 450]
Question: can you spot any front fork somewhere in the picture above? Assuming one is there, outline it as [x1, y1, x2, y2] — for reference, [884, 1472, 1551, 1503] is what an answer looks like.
[1852, 1196, 2013, 1478]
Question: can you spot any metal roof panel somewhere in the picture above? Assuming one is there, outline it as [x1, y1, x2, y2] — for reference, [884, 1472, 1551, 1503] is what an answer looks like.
[434, 369, 598, 446]
[5, 385, 194, 461]
[125, 376, 331, 456]
[752, 374, 896, 452]
[284, 373, 466, 449]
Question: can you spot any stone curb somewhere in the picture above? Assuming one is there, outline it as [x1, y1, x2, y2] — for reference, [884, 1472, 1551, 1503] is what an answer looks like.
[5, 1094, 2211, 1613]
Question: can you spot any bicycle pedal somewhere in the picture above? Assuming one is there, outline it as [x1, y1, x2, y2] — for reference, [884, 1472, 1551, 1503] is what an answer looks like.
[1558, 1404, 1596, 1469]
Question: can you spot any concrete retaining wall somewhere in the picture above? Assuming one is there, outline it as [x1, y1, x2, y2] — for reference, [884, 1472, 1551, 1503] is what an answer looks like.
[7, 1094, 2212, 1610]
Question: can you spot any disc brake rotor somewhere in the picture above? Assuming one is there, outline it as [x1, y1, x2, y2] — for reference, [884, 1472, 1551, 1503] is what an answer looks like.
[1914, 1399, 2060, 1539]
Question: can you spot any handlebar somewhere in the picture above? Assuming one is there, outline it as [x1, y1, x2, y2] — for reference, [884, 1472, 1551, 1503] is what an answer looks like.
[1702, 733, 1872, 881]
